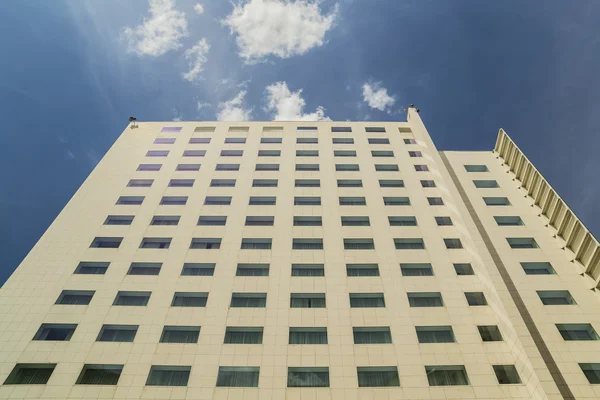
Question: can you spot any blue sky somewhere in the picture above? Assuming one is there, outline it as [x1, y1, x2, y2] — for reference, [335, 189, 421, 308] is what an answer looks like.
[1, 0, 599, 285]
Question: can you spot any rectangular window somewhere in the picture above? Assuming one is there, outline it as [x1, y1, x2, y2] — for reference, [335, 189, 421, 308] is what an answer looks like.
[421, 180, 436, 188]
[416, 326, 455, 343]
[346, 264, 380, 277]
[292, 264, 325, 277]
[465, 165, 489, 172]
[183, 150, 206, 157]
[258, 150, 280, 157]
[255, 163, 279, 171]
[176, 163, 200, 171]
[353, 327, 391, 343]
[297, 126, 317, 131]
[97, 325, 138, 342]
[454, 263, 474, 275]
[334, 150, 357, 157]
[216, 163, 240, 171]
[401, 263, 433, 276]
[224, 137, 246, 144]
[253, 179, 278, 187]
[204, 196, 232, 205]
[74, 261, 109, 275]
[197, 216, 227, 225]
[344, 239, 375, 250]
[230, 293, 267, 308]
[537, 290, 576, 305]
[160, 326, 200, 343]
[357, 367, 400, 387]
[33, 324, 77, 341]
[521, 262, 555, 275]
[289, 327, 327, 344]
[484, 197, 511, 206]
[189, 137, 210, 144]
[556, 323, 600, 341]
[240, 238, 272, 249]
[194, 126, 215, 132]
[384, 197, 410, 206]
[404, 138, 417, 144]
[293, 216, 322, 226]
[249, 196, 276, 205]
[494, 216, 524, 226]
[220, 150, 243, 156]
[245, 216, 274, 226]
[332, 126, 352, 132]
[139, 237, 171, 249]
[160, 196, 187, 205]
[151, 216, 180, 226]
[224, 327, 263, 344]
[368, 138, 390, 144]
[146, 150, 169, 157]
[76, 364, 123, 385]
[371, 150, 394, 157]
[339, 196, 366, 206]
[90, 237, 122, 249]
[4, 364, 56, 385]
[171, 292, 208, 307]
[395, 238, 425, 249]
[379, 179, 404, 187]
[341, 216, 370, 226]
[507, 237, 538, 249]
[388, 216, 417, 226]
[146, 366, 190, 386]
[435, 216, 453, 226]
[295, 179, 320, 187]
[127, 179, 153, 187]
[473, 180, 499, 188]
[155, 138, 176, 144]
[116, 196, 144, 205]
[409, 151, 422, 157]
[493, 365, 521, 384]
[290, 293, 326, 308]
[332, 137, 354, 144]
[137, 164, 161, 171]
[579, 363, 600, 384]
[169, 179, 194, 187]
[465, 292, 487, 306]
[337, 179, 362, 187]
[349, 293, 385, 308]
[294, 196, 321, 206]
[228, 126, 249, 132]
[366, 127, 385, 132]
[113, 291, 150, 306]
[287, 367, 330, 387]
[414, 165, 429, 171]
[216, 367, 260, 387]
[261, 137, 282, 143]
[181, 263, 215, 276]
[161, 127, 182, 132]
[296, 164, 319, 171]
[292, 238, 324, 250]
[444, 238, 463, 249]
[128, 262, 162, 275]
[426, 365, 470, 386]
[335, 164, 359, 171]
[296, 150, 319, 157]
[428, 197, 444, 205]
[408, 292, 443, 307]
[210, 179, 236, 187]
[190, 238, 222, 249]
[478, 325, 503, 342]
[264, 126, 284, 132]
[104, 215, 134, 226]
[296, 137, 318, 144]
[236, 263, 269, 276]
[375, 164, 399, 171]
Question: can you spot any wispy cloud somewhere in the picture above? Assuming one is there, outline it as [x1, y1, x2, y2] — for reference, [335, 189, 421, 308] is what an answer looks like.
[122, 0, 188, 57]
[362, 81, 395, 112]
[265, 81, 330, 121]
[182, 38, 210, 81]
[193, 3, 204, 15]
[217, 91, 252, 121]
[223, 0, 338, 64]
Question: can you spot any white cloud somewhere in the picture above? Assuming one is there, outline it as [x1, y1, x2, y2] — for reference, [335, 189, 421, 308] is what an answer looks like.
[194, 3, 204, 14]
[182, 38, 210, 81]
[217, 91, 252, 121]
[223, 0, 338, 64]
[265, 81, 330, 121]
[123, 0, 188, 57]
[362, 81, 395, 112]
[197, 102, 211, 110]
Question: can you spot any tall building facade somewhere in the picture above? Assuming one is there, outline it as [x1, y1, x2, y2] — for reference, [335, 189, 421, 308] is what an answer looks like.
[1, 108, 599, 399]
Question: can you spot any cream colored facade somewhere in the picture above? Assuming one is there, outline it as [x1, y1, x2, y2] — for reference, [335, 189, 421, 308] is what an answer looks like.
[1, 108, 599, 399]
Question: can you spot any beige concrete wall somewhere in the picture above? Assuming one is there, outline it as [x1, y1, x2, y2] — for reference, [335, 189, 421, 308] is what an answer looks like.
[0, 115, 593, 399]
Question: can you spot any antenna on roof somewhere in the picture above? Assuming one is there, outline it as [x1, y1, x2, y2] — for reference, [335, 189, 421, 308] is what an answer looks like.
[129, 116, 137, 129]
